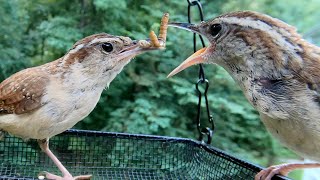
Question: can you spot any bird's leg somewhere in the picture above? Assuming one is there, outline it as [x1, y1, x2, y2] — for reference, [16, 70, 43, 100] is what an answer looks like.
[38, 139, 92, 180]
[255, 162, 320, 180]
[38, 139, 72, 179]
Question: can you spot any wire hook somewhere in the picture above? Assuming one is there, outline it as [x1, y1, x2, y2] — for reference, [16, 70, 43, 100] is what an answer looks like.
[187, 0, 215, 144]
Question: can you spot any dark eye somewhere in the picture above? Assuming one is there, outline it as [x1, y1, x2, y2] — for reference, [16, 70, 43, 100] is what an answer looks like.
[101, 43, 113, 52]
[210, 24, 222, 37]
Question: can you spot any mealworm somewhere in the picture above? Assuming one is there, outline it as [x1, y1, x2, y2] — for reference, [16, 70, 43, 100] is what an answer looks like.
[138, 12, 170, 48]
[149, 30, 161, 47]
[159, 13, 169, 42]
[138, 40, 151, 48]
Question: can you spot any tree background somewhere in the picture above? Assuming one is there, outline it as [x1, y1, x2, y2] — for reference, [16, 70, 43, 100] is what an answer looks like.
[1, 0, 319, 179]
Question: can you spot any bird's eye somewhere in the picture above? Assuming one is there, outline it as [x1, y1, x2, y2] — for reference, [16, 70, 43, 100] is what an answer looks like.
[101, 43, 113, 52]
[210, 24, 222, 37]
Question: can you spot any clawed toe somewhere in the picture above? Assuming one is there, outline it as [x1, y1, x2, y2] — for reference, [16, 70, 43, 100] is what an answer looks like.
[73, 175, 92, 180]
[255, 165, 288, 180]
[38, 171, 91, 180]
[38, 171, 63, 180]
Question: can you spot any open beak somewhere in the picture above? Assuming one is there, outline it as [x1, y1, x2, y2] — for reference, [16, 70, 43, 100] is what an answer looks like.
[167, 47, 208, 77]
[167, 22, 210, 78]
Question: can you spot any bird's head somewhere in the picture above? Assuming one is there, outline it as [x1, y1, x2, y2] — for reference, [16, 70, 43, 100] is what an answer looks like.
[167, 11, 305, 83]
[61, 33, 162, 83]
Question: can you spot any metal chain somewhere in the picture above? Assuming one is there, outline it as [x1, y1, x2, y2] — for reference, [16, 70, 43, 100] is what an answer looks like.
[187, 0, 215, 144]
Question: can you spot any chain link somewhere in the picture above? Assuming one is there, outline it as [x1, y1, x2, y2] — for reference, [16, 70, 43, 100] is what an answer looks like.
[187, 0, 215, 144]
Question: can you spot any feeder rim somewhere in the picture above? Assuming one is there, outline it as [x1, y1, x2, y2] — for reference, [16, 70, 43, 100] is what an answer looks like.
[63, 129, 289, 180]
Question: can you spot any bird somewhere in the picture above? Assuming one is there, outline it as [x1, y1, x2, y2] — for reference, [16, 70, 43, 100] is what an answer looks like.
[167, 11, 320, 180]
[0, 33, 165, 179]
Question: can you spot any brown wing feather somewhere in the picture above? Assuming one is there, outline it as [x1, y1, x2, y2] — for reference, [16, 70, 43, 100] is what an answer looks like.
[0, 68, 49, 115]
[295, 42, 320, 104]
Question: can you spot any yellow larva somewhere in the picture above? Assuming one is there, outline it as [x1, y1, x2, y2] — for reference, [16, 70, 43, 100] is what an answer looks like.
[138, 40, 151, 48]
[149, 30, 161, 47]
[159, 13, 169, 42]
[139, 12, 169, 48]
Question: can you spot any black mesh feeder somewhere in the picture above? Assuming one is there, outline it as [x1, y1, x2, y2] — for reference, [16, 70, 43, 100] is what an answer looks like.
[0, 1, 291, 180]
[0, 129, 289, 180]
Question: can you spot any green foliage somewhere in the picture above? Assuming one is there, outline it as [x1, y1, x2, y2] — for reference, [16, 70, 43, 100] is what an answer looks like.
[1, 1, 319, 178]
[0, 0, 30, 80]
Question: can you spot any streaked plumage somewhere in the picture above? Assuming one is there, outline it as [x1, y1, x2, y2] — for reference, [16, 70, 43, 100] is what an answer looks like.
[168, 11, 320, 180]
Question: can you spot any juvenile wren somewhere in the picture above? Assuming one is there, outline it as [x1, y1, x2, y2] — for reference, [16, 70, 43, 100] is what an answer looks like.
[168, 11, 320, 180]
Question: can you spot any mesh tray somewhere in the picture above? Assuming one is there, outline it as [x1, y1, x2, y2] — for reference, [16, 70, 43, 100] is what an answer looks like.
[0, 129, 289, 180]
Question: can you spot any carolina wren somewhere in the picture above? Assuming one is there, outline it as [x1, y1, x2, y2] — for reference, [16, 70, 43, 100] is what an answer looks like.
[168, 11, 320, 180]
[0, 33, 165, 179]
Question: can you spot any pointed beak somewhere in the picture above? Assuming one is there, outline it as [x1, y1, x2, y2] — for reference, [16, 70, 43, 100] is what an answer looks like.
[167, 22, 210, 77]
[167, 47, 208, 78]
[118, 40, 162, 60]
[168, 22, 201, 34]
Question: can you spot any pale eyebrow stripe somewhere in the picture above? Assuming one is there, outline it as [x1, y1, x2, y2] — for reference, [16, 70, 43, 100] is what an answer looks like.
[219, 17, 292, 38]
[70, 37, 115, 53]
[69, 44, 84, 54]
[88, 38, 115, 45]
[218, 17, 299, 51]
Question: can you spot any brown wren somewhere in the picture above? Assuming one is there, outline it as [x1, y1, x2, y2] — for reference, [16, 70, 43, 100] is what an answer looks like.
[0, 32, 166, 179]
[168, 11, 320, 180]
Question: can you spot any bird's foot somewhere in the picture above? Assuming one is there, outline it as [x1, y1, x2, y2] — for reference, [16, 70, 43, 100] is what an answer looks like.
[255, 162, 320, 180]
[255, 164, 290, 180]
[39, 171, 92, 180]
[0, 130, 6, 141]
